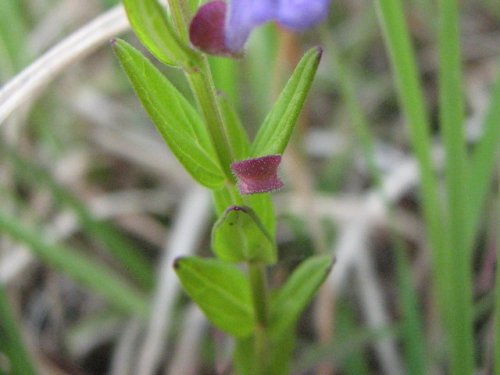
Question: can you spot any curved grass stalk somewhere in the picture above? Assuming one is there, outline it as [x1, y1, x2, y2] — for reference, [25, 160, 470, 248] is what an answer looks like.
[0, 5, 129, 125]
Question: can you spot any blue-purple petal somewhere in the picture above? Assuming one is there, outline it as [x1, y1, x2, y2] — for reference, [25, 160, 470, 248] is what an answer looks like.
[224, 0, 330, 53]
[277, 0, 330, 30]
[225, 0, 277, 52]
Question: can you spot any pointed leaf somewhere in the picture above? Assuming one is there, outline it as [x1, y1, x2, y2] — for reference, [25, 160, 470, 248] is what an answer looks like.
[114, 39, 225, 189]
[123, 0, 199, 67]
[269, 255, 333, 337]
[212, 206, 276, 264]
[218, 92, 250, 160]
[251, 47, 322, 156]
[466, 70, 500, 249]
[174, 256, 254, 337]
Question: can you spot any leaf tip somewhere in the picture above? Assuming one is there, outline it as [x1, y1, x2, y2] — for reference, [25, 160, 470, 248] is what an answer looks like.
[316, 46, 323, 59]
[173, 257, 186, 271]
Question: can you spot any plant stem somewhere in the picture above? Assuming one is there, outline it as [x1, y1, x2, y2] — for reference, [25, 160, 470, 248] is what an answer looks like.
[248, 262, 270, 374]
[166, 0, 235, 180]
[185, 59, 236, 180]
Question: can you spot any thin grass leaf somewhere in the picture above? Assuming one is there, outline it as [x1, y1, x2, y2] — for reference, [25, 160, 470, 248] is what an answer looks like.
[437, 1, 474, 371]
[114, 39, 226, 189]
[0, 0, 28, 77]
[374, 0, 455, 370]
[374, 0, 445, 255]
[251, 47, 322, 157]
[466, 70, 500, 250]
[495, 174, 500, 375]
[0, 210, 149, 318]
[0, 285, 38, 375]
[1, 145, 154, 290]
[326, 34, 427, 375]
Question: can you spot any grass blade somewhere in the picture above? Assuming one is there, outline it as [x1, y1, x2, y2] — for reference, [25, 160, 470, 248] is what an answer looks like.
[324, 26, 427, 375]
[1, 145, 154, 290]
[495, 168, 500, 375]
[437, 0, 474, 371]
[466, 71, 500, 249]
[0, 284, 38, 375]
[0, 210, 149, 318]
[374, 0, 445, 256]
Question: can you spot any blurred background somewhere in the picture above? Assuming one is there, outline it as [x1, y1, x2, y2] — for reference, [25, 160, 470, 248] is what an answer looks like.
[0, 0, 499, 374]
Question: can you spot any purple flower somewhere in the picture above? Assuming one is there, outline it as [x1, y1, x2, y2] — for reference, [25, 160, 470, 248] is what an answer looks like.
[190, 0, 330, 56]
[231, 155, 284, 195]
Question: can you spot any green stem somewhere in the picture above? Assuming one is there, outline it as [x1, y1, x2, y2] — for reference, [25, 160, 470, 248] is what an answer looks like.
[248, 263, 269, 326]
[166, 0, 235, 180]
[248, 262, 270, 374]
[185, 59, 236, 179]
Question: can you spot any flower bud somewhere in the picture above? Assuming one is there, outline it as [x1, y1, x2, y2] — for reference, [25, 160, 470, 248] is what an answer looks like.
[189, 1, 234, 56]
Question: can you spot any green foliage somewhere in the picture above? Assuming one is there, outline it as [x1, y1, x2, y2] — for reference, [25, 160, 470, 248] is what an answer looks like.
[212, 206, 277, 264]
[212, 186, 277, 237]
[234, 328, 295, 375]
[218, 93, 250, 161]
[113, 39, 226, 189]
[0, 285, 38, 375]
[1, 145, 154, 290]
[466, 71, 500, 248]
[269, 255, 333, 337]
[174, 257, 255, 337]
[251, 47, 322, 157]
[0, 210, 149, 317]
[122, 0, 199, 67]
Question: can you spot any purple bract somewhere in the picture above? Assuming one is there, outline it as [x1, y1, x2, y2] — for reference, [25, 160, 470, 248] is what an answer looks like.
[231, 155, 284, 195]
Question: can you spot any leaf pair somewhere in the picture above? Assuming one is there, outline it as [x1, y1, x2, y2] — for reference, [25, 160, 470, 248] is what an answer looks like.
[174, 255, 333, 340]
[113, 39, 226, 189]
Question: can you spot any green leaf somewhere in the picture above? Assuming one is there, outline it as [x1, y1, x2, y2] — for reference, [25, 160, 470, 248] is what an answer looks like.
[122, 0, 199, 67]
[244, 193, 276, 237]
[218, 92, 250, 160]
[269, 255, 333, 337]
[1, 144, 154, 290]
[465, 70, 500, 250]
[174, 256, 254, 337]
[0, 284, 39, 375]
[113, 39, 225, 189]
[251, 47, 322, 156]
[0, 209, 149, 318]
[212, 206, 276, 264]
[211, 186, 276, 237]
